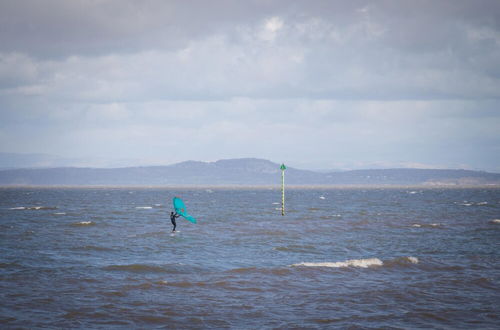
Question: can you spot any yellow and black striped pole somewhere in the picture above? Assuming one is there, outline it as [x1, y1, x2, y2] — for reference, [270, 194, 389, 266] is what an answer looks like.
[280, 163, 286, 216]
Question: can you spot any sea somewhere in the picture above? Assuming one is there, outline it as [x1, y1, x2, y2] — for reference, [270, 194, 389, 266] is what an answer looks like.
[0, 187, 499, 329]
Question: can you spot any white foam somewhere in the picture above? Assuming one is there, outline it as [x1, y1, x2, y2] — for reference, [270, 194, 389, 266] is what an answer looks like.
[476, 202, 488, 206]
[78, 221, 93, 225]
[10, 207, 26, 210]
[136, 206, 152, 209]
[406, 256, 419, 264]
[54, 212, 66, 215]
[272, 202, 280, 205]
[291, 258, 383, 268]
[412, 223, 441, 228]
[491, 219, 500, 224]
[319, 196, 326, 200]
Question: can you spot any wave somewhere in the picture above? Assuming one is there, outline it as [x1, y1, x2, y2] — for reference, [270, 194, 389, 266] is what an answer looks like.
[385, 256, 419, 266]
[227, 267, 291, 276]
[292, 258, 383, 268]
[78, 245, 113, 252]
[457, 201, 489, 207]
[135, 206, 153, 209]
[104, 264, 170, 273]
[9, 206, 58, 210]
[274, 244, 317, 253]
[291, 256, 418, 269]
[490, 219, 500, 224]
[72, 221, 94, 226]
[103, 263, 199, 274]
[411, 223, 442, 228]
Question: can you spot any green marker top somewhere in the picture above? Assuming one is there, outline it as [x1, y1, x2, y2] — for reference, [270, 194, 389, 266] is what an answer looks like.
[280, 164, 286, 170]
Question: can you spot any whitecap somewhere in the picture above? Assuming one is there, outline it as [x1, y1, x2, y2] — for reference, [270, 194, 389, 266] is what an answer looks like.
[386, 256, 420, 266]
[407, 256, 419, 264]
[476, 202, 488, 206]
[73, 221, 93, 226]
[54, 212, 66, 215]
[319, 196, 326, 200]
[136, 206, 153, 209]
[412, 223, 441, 228]
[25, 206, 57, 210]
[491, 219, 500, 224]
[10, 207, 26, 210]
[272, 202, 280, 205]
[291, 258, 383, 268]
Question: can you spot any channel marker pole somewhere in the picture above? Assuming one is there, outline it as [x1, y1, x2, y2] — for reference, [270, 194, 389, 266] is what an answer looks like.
[280, 163, 286, 216]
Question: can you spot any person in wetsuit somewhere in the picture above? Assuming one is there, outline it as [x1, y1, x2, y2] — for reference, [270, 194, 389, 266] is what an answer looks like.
[170, 211, 180, 232]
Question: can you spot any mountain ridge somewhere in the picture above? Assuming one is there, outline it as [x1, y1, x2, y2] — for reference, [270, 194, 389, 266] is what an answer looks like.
[0, 158, 499, 186]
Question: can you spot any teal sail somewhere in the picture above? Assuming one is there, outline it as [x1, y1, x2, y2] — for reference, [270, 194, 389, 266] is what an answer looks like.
[173, 197, 197, 224]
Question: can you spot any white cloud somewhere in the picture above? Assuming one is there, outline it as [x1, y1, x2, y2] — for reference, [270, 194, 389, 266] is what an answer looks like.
[260, 16, 284, 41]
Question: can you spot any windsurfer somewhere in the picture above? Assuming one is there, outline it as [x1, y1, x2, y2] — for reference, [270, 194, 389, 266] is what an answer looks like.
[170, 211, 180, 232]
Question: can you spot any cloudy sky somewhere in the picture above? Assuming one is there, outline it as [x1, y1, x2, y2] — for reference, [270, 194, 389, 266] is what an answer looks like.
[1, 0, 499, 171]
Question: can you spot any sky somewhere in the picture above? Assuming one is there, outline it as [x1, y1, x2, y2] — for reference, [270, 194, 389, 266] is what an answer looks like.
[0, 0, 499, 171]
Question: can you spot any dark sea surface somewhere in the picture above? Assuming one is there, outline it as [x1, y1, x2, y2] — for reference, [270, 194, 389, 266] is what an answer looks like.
[1, 187, 499, 329]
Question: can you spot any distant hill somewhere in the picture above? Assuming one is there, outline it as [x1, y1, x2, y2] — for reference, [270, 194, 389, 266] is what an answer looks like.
[0, 158, 499, 186]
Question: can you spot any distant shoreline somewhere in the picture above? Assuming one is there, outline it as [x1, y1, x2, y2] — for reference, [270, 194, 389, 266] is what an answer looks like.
[1, 184, 499, 190]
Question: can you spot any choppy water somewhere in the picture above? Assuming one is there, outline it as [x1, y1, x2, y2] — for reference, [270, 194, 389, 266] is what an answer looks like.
[1, 187, 499, 329]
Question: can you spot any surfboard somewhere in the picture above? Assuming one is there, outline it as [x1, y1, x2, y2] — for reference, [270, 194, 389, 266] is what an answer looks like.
[173, 197, 197, 223]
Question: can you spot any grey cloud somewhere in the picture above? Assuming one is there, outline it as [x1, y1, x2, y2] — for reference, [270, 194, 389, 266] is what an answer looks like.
[0, 0, 286, 58]
[1, 1, 499, 171]
[2, 1, 499, 57]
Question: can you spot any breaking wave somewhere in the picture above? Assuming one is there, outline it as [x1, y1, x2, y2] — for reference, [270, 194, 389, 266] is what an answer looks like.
[291, 256, 418, 269]
[490, 219, 500, 224]
[72, 221, 95, 226]
[10, 206, 58, 210]
[412, 223, 442, 228]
